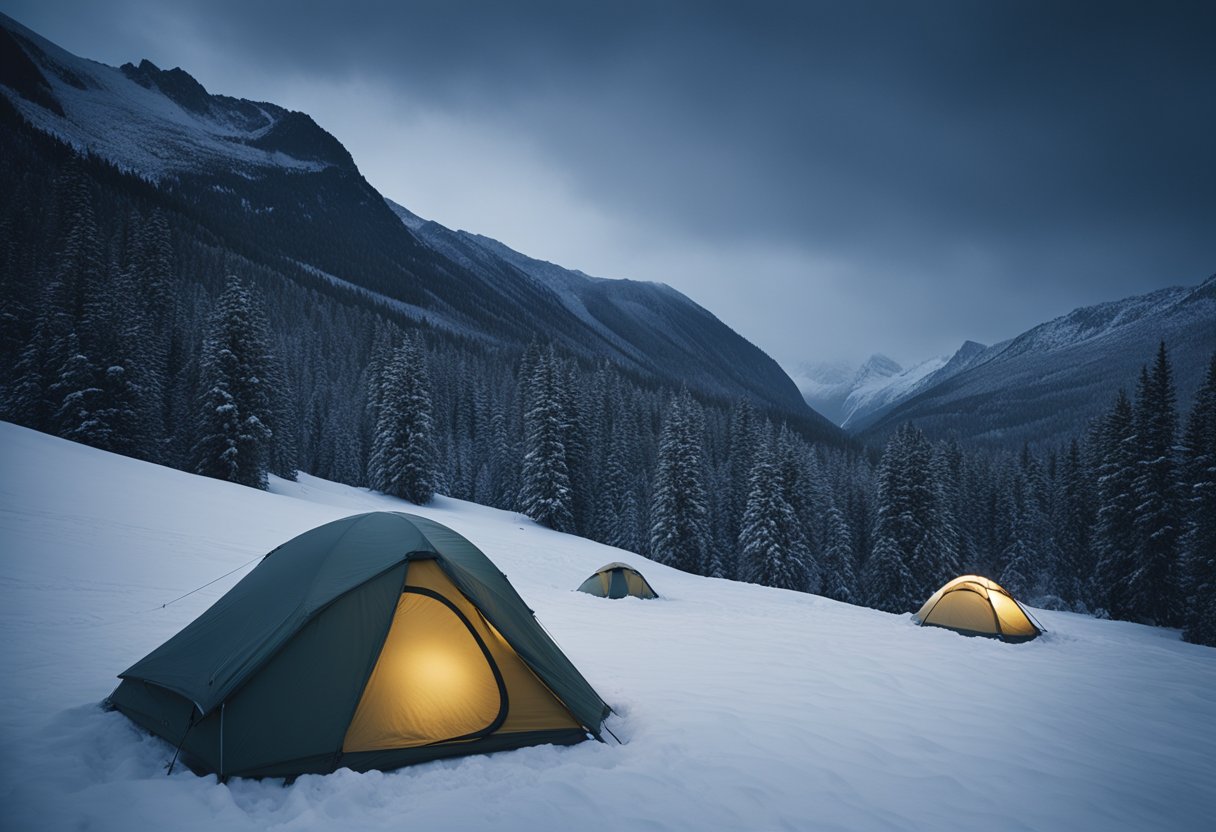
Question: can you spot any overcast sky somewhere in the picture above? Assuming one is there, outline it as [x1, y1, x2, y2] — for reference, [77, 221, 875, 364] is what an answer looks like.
[8, 1, 1216, 370]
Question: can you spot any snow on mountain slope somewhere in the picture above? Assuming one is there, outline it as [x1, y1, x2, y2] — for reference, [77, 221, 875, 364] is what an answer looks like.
[841, 339, 991, 432]
[860, 276, 1216, 448]
[384, 199, 828, 422]
[2, 421, 1214, 831]
[839, 353, 947, 430]
[792, 347, 985, 429]
[792, 356, 896, 425]
[0, 13, 349, 178]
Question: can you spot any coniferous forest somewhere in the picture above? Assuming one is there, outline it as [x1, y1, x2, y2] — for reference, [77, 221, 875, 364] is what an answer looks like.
[2, 97, 1215, 650]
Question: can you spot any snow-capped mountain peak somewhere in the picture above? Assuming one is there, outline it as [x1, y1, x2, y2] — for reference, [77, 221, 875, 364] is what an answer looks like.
[791, 344, 987, 429]
[0, 12, 353, 178]
[857, 279, 1216, 448]
[856, 353, 902, 381]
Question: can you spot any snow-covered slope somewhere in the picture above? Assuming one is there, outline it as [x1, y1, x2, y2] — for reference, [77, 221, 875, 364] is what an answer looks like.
[0, 14, 351, 178]
[841, 339, 991, 432]
[2, 422, 1214, 831]
[839, 353, 947, 430]
[792, 355, 900, 425]
[860, 277, 1216, 448]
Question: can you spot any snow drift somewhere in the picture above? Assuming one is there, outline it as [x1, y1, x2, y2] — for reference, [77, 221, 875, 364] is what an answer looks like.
[1, 421, 1213, 831]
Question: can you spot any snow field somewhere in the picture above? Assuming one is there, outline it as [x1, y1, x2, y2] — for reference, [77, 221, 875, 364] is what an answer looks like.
[1, 421, 1214, 831]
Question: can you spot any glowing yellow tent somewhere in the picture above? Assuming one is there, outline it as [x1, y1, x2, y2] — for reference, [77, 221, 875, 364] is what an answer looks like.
[107, 513, 609, 778]
[913, 575, 1042, 642]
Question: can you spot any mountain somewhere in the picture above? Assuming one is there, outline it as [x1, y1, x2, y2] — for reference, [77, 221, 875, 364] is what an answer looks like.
[0, 12, 833, 436]
[858, 278, 1216, 448]
[387, 200, 804, 411]
[792, 343, 988, 429]
[792, 355, 899, 425]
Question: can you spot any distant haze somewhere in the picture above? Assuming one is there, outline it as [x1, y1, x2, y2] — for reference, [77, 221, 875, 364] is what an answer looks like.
[7, 1, 1215, 369]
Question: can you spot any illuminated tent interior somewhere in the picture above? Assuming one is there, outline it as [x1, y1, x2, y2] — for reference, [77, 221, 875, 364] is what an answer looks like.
[106, 512, 609, 779]
[913, 575, 1043, 642]
[577, 562, 658, 599]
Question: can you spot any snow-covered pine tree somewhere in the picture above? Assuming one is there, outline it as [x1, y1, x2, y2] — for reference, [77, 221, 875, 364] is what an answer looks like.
[560, 359, 590, 534]
[1019, 443, 1062, 601]
[1094, 389, 1139, 619]
[519, 347, 574, 531]
[863, 533, 916, 613]
[820, 502, 857, 603]
[1055, 438, 1095, 609]
[723, 399, 759, 577]
[597, 438, 642, 553]
[1182, 352, 1216, 646]
[999, 469, 1036, 598]
[189, 277, 279, 490]
[129, 207, 175, 444]
[12, 167, 104, 437]
[607, 393, 648, 554]
[50, 188, 156, 456]
[775, 424, 818, 590]
[843, 458, 876, 579]
[488, 404, 519, 510]
[937, 440, 976, 575]
[867, 423, 957, 610]
[50, 332, 105, 447]
[369, 332, 436, 504]
[739, 442, 808, 590]
[1128, 342, 1182, 625]
[650, 388, 712, 575]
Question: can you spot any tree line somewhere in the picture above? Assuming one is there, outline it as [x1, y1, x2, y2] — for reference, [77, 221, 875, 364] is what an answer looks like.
[2, 153, 1213, 649]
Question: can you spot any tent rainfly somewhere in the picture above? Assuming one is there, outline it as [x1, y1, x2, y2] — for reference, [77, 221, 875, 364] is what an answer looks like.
[913, 575, 1042, 642]
[577, 562, 658, 599]
[107, 512, 610, 779]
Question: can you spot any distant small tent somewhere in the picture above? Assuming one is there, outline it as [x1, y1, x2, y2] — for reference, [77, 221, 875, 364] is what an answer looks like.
[914, 575, 1042, 642]
[107, 512, 609, 779]
[577, 563, 658, 599]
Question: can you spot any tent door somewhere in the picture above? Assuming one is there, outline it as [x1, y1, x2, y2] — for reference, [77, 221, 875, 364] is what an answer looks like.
[342, 588, 507, 752]
[608, 569, 628, 598]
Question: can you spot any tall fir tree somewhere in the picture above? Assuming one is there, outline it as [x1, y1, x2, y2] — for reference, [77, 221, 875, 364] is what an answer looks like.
[863, 534, 917, 614]
[820, 502, 857, 603]
[1056, 438, 1096, 609]
[369, 332, 436, 504]
[865, 423, 957, 611]
[723, 400, 759, 577]
[739, 442, 809, 590]
[189, 277, 280, 490]
[1128, 342, 1182, 625]
[775, 425, 818, 590]
[519, 347, 574, 531]
[650, 388, 712, 575]
[999, 469, 1037, 598]
[1182, 353, 1216, 645]
[1094, 390, 1139, 618]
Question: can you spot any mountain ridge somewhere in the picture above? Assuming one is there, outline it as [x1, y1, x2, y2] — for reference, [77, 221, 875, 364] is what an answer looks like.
[857, 276, 1216, 448]
[0, 11, 836, 438]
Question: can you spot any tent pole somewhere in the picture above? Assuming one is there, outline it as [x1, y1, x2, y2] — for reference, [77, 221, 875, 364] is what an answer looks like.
[166, 711, 197, 776]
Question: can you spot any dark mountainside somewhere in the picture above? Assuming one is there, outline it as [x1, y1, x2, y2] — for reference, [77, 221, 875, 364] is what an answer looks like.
[0, 12, 825, 434]
[858, 278, 1216, 449]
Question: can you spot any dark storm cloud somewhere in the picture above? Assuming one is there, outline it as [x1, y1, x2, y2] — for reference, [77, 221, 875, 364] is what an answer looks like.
[8, 1, 1215, 366]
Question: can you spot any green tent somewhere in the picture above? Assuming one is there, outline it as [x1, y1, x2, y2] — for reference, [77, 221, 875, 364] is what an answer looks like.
[577, 562, 658, 599]
[107, 512, 609, 779]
